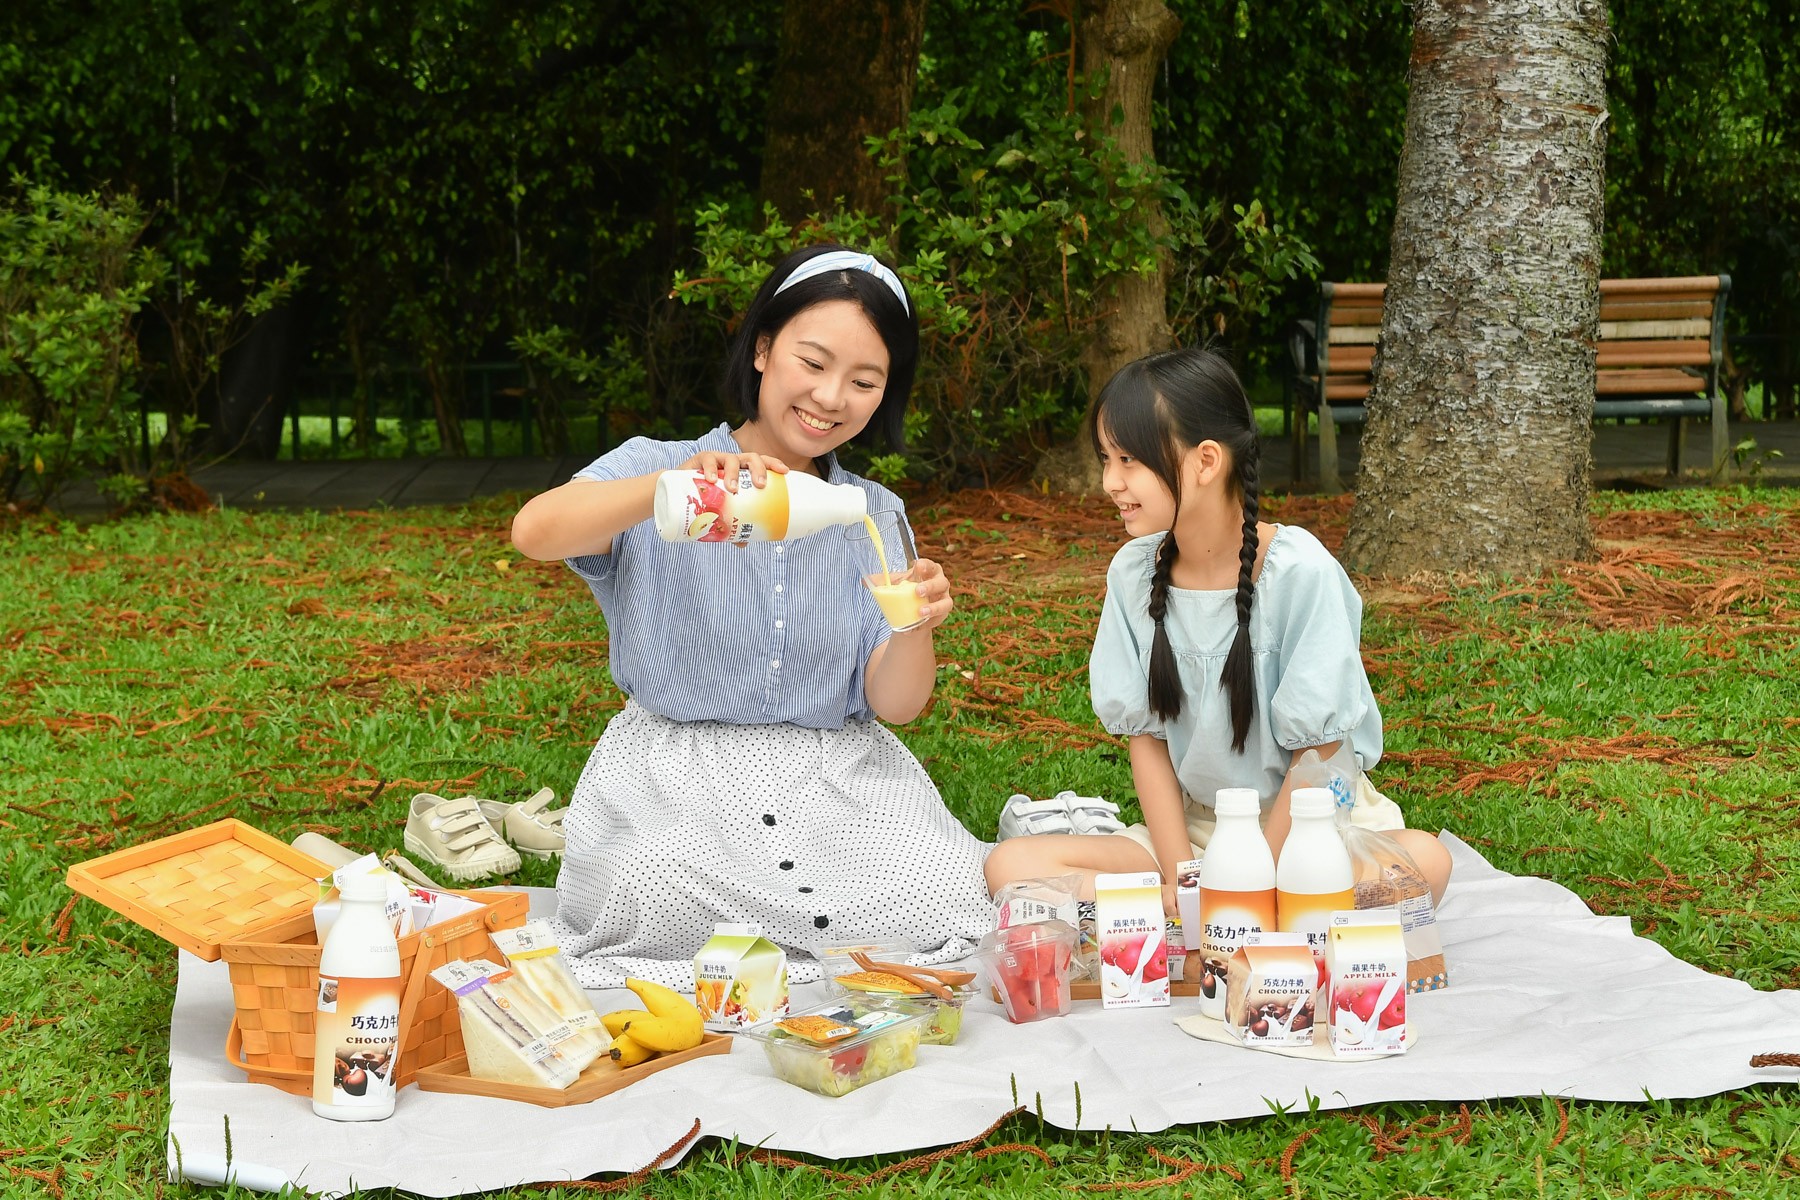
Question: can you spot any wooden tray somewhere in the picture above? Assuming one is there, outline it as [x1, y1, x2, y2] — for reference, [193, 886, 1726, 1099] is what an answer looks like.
[1071, 979, 1204, 1001]
[65, 818, 329, 961]
[989, 979, 1206, 1004]
[413, 1033, 733, 1107]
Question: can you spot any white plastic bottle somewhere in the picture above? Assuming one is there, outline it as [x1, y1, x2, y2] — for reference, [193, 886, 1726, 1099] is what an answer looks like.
[653, 468, 868, 544]
[1275, 787, 1356, 975]
[312, 870, 403, 1121]
[1196, 787, 1276, 1020]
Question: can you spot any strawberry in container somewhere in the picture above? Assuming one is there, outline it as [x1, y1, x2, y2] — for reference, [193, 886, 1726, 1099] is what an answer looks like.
[974, 919, 1078, 1023]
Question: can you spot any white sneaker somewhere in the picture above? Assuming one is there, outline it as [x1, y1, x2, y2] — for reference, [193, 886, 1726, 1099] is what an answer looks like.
[477, 787, 566, 861]
[402, 793, 521, 882]
[996, 793, 1076, 840]
[1061, 793, 1126, 836]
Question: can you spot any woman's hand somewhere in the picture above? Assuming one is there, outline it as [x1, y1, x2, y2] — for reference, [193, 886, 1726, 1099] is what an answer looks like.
[680, 450, 789, 491]
[907, 556, 955, 633]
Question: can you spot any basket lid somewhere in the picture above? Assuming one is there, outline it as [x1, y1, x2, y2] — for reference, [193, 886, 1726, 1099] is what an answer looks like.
[65, 818, 331, 961]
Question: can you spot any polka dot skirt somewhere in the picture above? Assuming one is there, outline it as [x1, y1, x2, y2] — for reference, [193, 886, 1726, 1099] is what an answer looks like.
[551, 701, 997, 990]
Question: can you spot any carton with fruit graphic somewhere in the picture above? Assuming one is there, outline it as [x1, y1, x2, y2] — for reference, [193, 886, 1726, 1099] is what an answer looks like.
[1223, 932, 1316, 1048]
[1324, 908, 1407, 1057]
[1094, 872, 1169, 1009]
[693, 923, 789, 1032]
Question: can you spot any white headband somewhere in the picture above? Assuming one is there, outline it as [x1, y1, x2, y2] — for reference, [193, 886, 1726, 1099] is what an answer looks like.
[774, 250, 911, 314]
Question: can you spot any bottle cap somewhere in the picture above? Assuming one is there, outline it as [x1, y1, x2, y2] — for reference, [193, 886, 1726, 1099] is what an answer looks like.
[1213, 787, 1261, 817]
[1289, 787, 1335, 820]
[338, 869, 391, 903]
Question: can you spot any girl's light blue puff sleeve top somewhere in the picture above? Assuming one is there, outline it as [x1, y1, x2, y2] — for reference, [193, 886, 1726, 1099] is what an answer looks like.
[563, 424, 903, 729]
[1089, 525, 1382, 807]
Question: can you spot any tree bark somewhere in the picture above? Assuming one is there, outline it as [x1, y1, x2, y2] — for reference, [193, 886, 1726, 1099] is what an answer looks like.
[1343, 0, 1608, 576]
[1034, 0, 1180, 496]
[1078, 0, 1180, 402]
[759, 0, 928, 222]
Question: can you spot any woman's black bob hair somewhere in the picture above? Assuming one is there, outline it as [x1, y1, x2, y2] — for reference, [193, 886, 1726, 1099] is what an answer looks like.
[721, 243, 919, 454]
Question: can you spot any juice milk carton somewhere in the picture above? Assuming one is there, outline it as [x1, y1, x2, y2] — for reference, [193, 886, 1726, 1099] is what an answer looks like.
[1094, 872, 1168, 1009]
[1325, 908, 1408, 1056]
[1172, 858, 1202, 983]
[693, 923, 790, 1032]
[1223, 932, 1316, 1048]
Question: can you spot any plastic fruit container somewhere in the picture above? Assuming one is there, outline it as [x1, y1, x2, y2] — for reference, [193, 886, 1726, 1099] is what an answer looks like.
[823, 977, 976, 1046]
[814, 940, 975, 1046]
[975, 919, 1078, 1023]
[742, 997, 929, 1097]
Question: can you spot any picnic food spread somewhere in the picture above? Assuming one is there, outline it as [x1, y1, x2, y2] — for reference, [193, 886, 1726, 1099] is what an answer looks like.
[67, 767, 1447, 1120]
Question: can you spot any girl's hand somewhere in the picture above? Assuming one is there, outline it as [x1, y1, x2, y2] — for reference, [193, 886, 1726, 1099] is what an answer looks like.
[1162, 882, 1179, 919]
[908, 557, 955, 632]
[680, 450, 789, 491]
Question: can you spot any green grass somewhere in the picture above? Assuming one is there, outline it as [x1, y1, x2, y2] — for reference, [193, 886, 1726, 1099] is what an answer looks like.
[4, 488, 1798, 1197]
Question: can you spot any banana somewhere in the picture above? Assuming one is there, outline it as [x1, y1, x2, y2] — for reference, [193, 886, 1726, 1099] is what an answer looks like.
[601, 1009, 652, 1038]
[606, 1033, 656, 1068]
[622, 978, 705, 1051]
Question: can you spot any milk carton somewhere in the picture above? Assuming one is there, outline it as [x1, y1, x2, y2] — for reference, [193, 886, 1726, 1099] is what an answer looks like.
[1325, 908, 1407, 1056]
[693, 923, 790, 1031]
[1223, 932, 1316, 1048]
[1094, 872, 1169, 1009]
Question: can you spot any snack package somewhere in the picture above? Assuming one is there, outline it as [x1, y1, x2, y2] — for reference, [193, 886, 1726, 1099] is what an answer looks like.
[1290, 745, 1448, 993]
[430, 960, 587, 1089]
[490, 921, 608, 1058]
[993, 874, 1093, 978]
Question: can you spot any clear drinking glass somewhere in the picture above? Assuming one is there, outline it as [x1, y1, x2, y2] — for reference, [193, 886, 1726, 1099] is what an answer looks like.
[845, 510, 926, 632]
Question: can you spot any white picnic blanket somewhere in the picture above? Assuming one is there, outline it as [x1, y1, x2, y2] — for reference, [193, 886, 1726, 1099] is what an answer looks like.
[166, 834, 1800, 1196]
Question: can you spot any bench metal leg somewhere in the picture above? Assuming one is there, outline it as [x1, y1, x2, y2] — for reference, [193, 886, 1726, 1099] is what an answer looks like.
[1291, 404, 1310, 485]
[1711, 393, 1731, 481]
[1319, 406, 1343, 494]
[1667, 417, 1684, 477]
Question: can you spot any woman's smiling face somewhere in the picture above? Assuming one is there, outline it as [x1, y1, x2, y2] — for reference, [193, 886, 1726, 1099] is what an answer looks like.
[744, 300, 890, 466]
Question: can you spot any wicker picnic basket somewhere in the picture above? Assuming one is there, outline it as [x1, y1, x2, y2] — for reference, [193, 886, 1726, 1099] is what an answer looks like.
[223, 887, 528, 1095]
[67, 818, 530, 1096]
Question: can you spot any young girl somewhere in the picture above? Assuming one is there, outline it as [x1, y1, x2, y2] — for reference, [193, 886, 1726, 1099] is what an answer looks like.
[511, 245, 995, 988]
[983, 348, 1452, 910]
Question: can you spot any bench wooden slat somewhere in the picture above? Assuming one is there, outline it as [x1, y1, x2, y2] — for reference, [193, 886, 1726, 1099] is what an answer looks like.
[1598, 276, 1724, 296]
[1596, 341, 1712, 368]
[1597, 319, 1712, 340]
[1598, 301, 1714, 321]
[1325, 381, 1374, 401]
[1595, 369, 1705, 395]
[1326, 327, 1382, 346]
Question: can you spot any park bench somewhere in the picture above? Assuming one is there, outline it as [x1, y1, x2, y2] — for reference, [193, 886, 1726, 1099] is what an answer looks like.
[1286, 275, 1732, 492]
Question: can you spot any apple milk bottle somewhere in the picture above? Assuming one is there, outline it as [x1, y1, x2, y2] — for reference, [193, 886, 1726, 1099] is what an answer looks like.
[311, 870, 403, 1121]
[1275, 786, 1355, 979]
[1196, 787, 1276, 1020]
[653, 468, 868, 544]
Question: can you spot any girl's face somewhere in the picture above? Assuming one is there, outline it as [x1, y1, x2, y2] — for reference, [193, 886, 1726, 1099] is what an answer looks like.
[746, 300, 890, 466]
[1097, 428, 1178, 537]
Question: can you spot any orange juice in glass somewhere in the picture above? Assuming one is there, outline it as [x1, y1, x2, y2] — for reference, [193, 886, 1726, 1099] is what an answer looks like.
[847, 510, 927, 632]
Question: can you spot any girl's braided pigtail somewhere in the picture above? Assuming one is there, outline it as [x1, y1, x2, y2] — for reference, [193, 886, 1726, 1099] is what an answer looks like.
[1220, 451, 1260, 752]
[1146, 531, 1184, 722]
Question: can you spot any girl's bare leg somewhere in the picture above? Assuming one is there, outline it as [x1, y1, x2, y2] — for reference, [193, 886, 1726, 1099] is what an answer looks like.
[984, 833, 1159, 902]
[1389, 829, 1453, 905]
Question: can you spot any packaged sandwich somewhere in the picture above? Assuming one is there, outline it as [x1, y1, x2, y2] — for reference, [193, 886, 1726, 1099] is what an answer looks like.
[490, 921, 607, 1057]
[430, 959, 594, 1089]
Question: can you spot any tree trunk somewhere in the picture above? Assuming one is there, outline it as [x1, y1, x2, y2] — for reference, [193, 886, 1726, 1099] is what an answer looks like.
[1078, 0, 1180, 403]
[759, 0, 927, 222]
[1343, 0, 1608, 576]
[1034, 0, 1180, 497]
